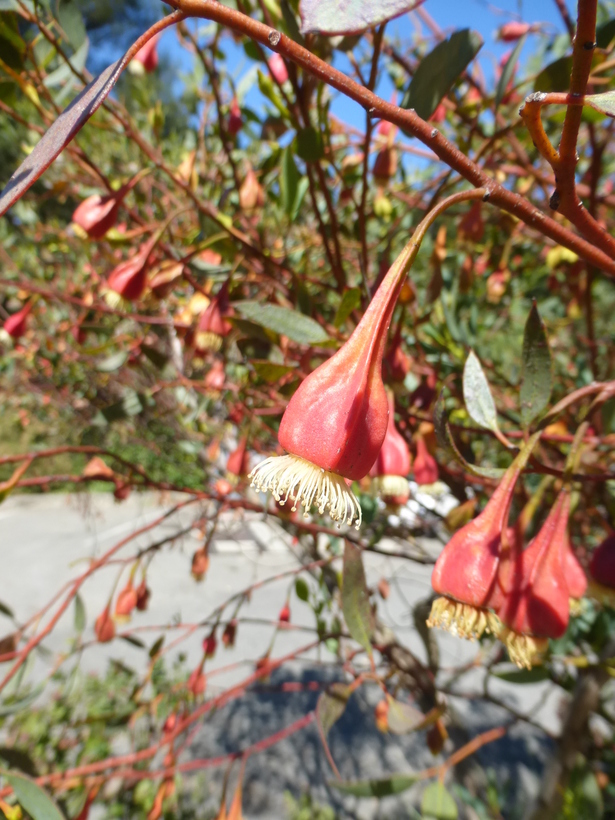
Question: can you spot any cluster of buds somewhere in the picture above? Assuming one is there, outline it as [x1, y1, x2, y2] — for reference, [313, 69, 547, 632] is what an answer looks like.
[428, 438, 587, 668]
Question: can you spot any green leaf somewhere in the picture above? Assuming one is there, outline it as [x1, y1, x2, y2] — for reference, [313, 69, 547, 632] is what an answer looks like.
[386, 696, 435, 735]
[295, 577, 309, 601]
[54, 0, 86, 48]
[149, 636, 164, 658]
[493, 666, 550, 683]
[0, 12, 26, 70]
[520, 301, 552, 427]
[96, 350, 128, 372]
[121, 634, 145, 649]
[402, 29, 483, 120]
[3, 770, 66, 820]
[596, 18, 615, 49]
[295, 126, 324, 161]
[300, 0, 422, 35]
[334, 287, 361, 329]
[342, 541, 374, 656]
[434, 391, 505, 480]
[0, 601, 14, 619]
[330, 773, 417, 798]
[252, 360, 296, 383]
[74, 593, 86, 632]
[234, 301, 329, 345]
[316, 682, 352, 737]
[462, 350, 499, 434]
[421, 781, 458, 820]
[534, 55, 572, 93]
[495, 33, 525, 108]
[280, 145, 300, 217]
[585, 91, 615, 118]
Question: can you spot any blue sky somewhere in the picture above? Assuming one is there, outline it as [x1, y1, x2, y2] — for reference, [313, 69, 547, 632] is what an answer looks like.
[147, 0, 575, 131]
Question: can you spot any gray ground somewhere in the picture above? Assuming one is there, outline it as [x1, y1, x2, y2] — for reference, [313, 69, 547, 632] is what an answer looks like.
[0, 492, 563, 818]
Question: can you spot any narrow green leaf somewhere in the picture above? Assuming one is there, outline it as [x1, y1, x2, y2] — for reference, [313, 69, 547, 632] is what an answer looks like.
[421, 781, 458, 820]
[295, 577, 309, 601]
[493, 666, 550, 684]
[330, 773, 417, 798]
[0, 11, 26, 70]
[402, 29, 483, 120]
[96, 351, 128, 372]
[74, 593, 86, 633]
[520, 301, 552, 427]
[235, 301, 329, 344]
[252, 361, 296, 383]
[334, 287, 361, 328]
[495, 33, 525, 108]
[149, 636, 165, 658]
[280, 145, 300, 217]
[0, 601, 14, 619]
[3, 770, 66, 820]
[434, 391, 505, 480]
[295, 126, 324, 161]
[316, 682, 352, 737]
[462, 350, 499, 433]
[121, 634, 145, 649]
[342, 541, 374, 656]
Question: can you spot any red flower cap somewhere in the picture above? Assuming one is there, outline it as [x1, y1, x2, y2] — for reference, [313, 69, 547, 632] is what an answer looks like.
[228, 97, 242, 136]
[196, 281, 233, 351]
[563, 535, 587, 601]
[370, 393, 411, 505]
[499, 21, 531, 41]
[135, 579, 151, 611]
[107, 235, 158, 301]
[428, 458, 524, 640]
[130, 32, 160, 73]
[413, 435, 439, 485]
[222, 618, 238, 648]
[3, 303, 32, 339]
[250, 246, 410, 528]
[239, 169, 265, 211]
[494, 490, 572, 668]
[203, 632, 217, 658]
[384, 325, 411, 383]
[227, 436, 250, 479]
[95, 607, 115, 643]
[373, 147, 397, 181]
[268, 53, 288, 84]
[72, 175, 140, 240]
[188, 667, 207, 696]
[115, 581, 138, 621]
[429, 103, 447, 123]
[588, 533, 615, 606]
[278, 604, 291, 623]
[191, 547, 209, 581]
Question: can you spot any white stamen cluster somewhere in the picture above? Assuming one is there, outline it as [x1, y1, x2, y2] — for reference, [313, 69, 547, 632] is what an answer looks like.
[249, 454, 362, 529]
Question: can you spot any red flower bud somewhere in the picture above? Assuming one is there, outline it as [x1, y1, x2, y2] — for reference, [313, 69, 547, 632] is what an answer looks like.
[278, 603, 291, 623]
[72, 177, 137, 240]
[95, 607, 115, 643]
[228, 97, 242, 135]
[196, 282, 232, 351]
[227, 436, 250, 479]
[136, 579, 151, 611]
[115, 581, 138, 621]
[589, 533, 615, 606]
[563, 535, 587, 601]
[188, 667, 207, 696]
[373, 147, 397, 181]
[222, 618, 237, 648]
[268, 53, 288, 84]
[458, 201, 484, 242]
[384, 326, 411, 383]
[370, 393, 411, 505]
[130, 32, 160, 73]
[250, 248, 410, 528]
[428, 460, 523, 640]
[239, 169, 265, 211]
[429, 103, 446, 123]
[191, 547, 209, 581]
[107, 235, 157, 301]
[413, 435, 438, 486]
[4, 303, 32, 339]
[494, 490, 572, 668]
[204, 360, 226, 390]
[499, 21, 531, 41]
[203, 632, 217, 658]
[374, 698, 389, 732]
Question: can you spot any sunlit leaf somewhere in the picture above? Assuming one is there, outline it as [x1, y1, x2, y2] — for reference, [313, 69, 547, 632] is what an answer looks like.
[520, 301, 552, 427]
[585, 91, 615, 118]
[330, 773, 417, 798]
[334, 287, 361, 328]
[234, 301, 329, 344]
[299, 0, 424, 36]
[421, 781, 458, 820]
[495, 33, 525, 108]
[3, 770, 66, 820]
[316, 682, 352, 737]
[534, 55, 572, 93]
[462, 350, 499, 434]
[74, 593, 86, 632]
[342, 541, 374, 656]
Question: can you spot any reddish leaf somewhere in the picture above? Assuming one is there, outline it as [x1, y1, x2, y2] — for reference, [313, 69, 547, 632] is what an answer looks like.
[0, 56, 128, 217]
[299, 0, 425, 35]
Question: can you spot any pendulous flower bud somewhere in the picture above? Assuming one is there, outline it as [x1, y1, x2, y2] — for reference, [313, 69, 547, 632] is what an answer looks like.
[239, 169, 265, 211]
[268, 53, 288, 84]
[107, 235, 158, 301]
[588, 533, 615, 607]
[227, 97, 242, 136]
[129, 32, 160, 74]
[498, 21, 531, 42]
[249, 247, 412, 529]
[227, 436, 250, 480]
[413, 435, 439, 486]
[95, 607, 115, 643]
[278, 603, 291, 623]
[3, 303, 32, 339]
[370, 393, 411, 505]
[191, 547, 209, 581]
[195, 281, 232, 351]
[136, 579, 151, 611]
[115, 581, 138, 622]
